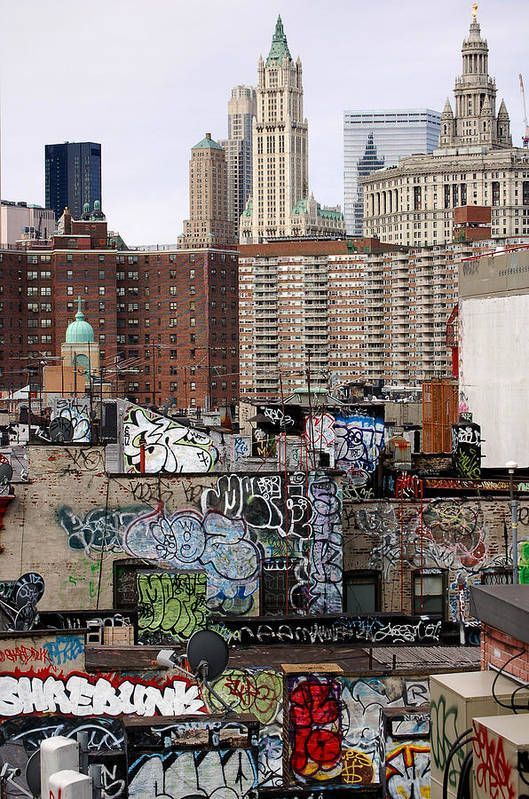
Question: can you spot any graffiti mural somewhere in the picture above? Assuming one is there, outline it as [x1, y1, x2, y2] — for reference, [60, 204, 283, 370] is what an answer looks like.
[50, 398, 91, 443]
[473, 721, 514, 799]
[127, 717, 259, 799]
[287, 674, 343, 785]
[137, 571, 207, 643]
[0, 670, 205, 718]
[334, 414, 384, 475]
[123, 405, 218, 474]
[59, 473, 343, 617]
[0, 572, 45, 632]
[452, 422, 481, 480]
[352, 499, 506, 620]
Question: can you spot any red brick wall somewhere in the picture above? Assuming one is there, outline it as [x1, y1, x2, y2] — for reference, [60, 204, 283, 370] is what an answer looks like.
[481, 623, 529, 683]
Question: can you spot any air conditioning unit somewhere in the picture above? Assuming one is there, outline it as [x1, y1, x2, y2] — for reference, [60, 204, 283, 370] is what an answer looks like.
[473, 715, 529, 799]
[430, 671, 529, 799]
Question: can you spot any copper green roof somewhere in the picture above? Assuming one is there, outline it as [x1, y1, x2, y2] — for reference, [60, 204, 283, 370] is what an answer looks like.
[267, 16, 292, 64]
[193, 133, 224, 150]
[65, 296, 95, 344]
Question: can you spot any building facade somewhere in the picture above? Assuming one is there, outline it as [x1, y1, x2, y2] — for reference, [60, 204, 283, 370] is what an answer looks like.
[239, 234, 529, 400]
[239, 17, 344, 242]
[0, 215, 239, 411]
[344, 110, 441, 235]
[45, 142, 102, 221]
[179, 133, 235, 250]
[459, 244, 529, 469]
[0, 201, 55, 246]
[224, 86, 256, 237]
[363, 10, 529, 246]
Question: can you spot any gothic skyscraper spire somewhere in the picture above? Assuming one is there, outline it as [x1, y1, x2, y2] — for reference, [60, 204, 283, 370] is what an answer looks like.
[239, 17, 344, 243]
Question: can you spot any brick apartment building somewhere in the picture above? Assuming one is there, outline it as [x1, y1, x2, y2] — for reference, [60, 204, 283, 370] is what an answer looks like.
[0, 212, 239, 411]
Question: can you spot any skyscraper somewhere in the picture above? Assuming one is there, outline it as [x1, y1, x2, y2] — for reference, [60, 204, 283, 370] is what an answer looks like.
[344, 110, 441, 235]
[45, 142, 102, 221]
[363, 7, 524, 246]
[240, 16, 344, 242]
[179, 133, 235, 249]
[224, 86, 256, 238]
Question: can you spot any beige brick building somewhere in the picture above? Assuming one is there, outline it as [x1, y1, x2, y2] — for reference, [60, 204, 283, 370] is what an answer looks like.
[363, 9, 529, 246]
[239, 17, 344, 243]
[179, 133, 235, 249]
[239, 236, 529, 399]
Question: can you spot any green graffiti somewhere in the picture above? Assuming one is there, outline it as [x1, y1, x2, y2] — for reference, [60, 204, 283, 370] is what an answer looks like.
[431, 694, 462, 788]
[519, 541, 529, 584]
[137, 571, 207, 643]
[208, 668, 283, 725]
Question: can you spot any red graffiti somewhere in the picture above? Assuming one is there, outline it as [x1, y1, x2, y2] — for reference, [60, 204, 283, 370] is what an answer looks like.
[289, 675, 342, 783]
[474, 722, 515, 799]
[395, 475, 423, 499]
[0, 646, 51, 666]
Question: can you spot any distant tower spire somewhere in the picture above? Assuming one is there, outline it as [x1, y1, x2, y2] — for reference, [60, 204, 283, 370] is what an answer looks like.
[472, 2, 478, 20]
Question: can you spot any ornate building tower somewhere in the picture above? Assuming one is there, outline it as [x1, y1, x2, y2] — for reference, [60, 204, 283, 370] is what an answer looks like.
[439, 4, 511, 149]
[179, 133, 235, 249]
[240, 16, 344, 242]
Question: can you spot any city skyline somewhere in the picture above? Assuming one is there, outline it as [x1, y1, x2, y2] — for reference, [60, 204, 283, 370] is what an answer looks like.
[1, 0, 526, 243]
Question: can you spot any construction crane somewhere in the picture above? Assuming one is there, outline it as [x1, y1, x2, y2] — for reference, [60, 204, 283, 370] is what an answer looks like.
[520, 74, 529, 148]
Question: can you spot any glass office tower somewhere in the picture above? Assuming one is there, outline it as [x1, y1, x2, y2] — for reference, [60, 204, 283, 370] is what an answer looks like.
[45, 142, 102, 221]
[344, 110, 440, 235]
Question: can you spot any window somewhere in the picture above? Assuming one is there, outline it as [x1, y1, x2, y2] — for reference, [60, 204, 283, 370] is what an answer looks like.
[343, 570, 381, 613]
[99, 287, 105, 295]
[67, 286, 74, 295]
[412, 569, 447, 616]
[40, 287, 52, 296]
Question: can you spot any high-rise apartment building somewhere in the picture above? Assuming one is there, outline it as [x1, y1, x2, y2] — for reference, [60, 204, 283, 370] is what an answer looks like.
[224, 86, 256, 237]
[240, 17, 344, 242]
[0, 210, 239, 411]
[239, 229, 529, 399]
[344, 110, 441, 235]
[179, 133, 235, 249]
[45, 142, 102, 221]
[363, 9, 529, 246]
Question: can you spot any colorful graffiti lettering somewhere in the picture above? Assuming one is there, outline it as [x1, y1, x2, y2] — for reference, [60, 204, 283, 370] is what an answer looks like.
[386, 743, 431, 799]
[123, 405, 218, 474]
[474, 722, 515, 799]
[288, 674, 342, 784]
[137, 571, 207, 643]
[209, 669, 282, 725]
[0, 670, 205, 718]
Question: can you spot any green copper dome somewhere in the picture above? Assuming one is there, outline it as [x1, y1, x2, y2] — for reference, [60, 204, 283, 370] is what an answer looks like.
[66, 297, 95, 344]
[267, 15, 292, 64]
[193, 132, 224, 150]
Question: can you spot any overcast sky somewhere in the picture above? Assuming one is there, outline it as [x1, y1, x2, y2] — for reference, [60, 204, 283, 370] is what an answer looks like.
[1, 0, 527, 245]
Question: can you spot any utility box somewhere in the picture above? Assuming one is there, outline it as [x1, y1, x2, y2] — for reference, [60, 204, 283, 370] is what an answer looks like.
[40, 737, 79, 799]
[430, 671, 529, 799]
[473, 715, 529, 799]
[48, 769, 92, 799]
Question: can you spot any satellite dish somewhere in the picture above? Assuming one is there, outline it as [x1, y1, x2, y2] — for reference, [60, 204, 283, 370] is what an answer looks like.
[26, 750, 41, 797]
[0, 462, 13, 485]
[49, 417, 73, 443]
[186, 630, 229, 682]
[13, 573, 45, 607]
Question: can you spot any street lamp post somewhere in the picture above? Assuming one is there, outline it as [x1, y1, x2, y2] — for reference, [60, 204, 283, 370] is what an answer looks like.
[506, 460, 519, 584]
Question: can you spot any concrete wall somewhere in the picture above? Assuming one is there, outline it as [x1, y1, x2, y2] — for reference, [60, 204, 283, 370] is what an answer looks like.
[460, 293, 529, 468]
[1, 447, 343, 617]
